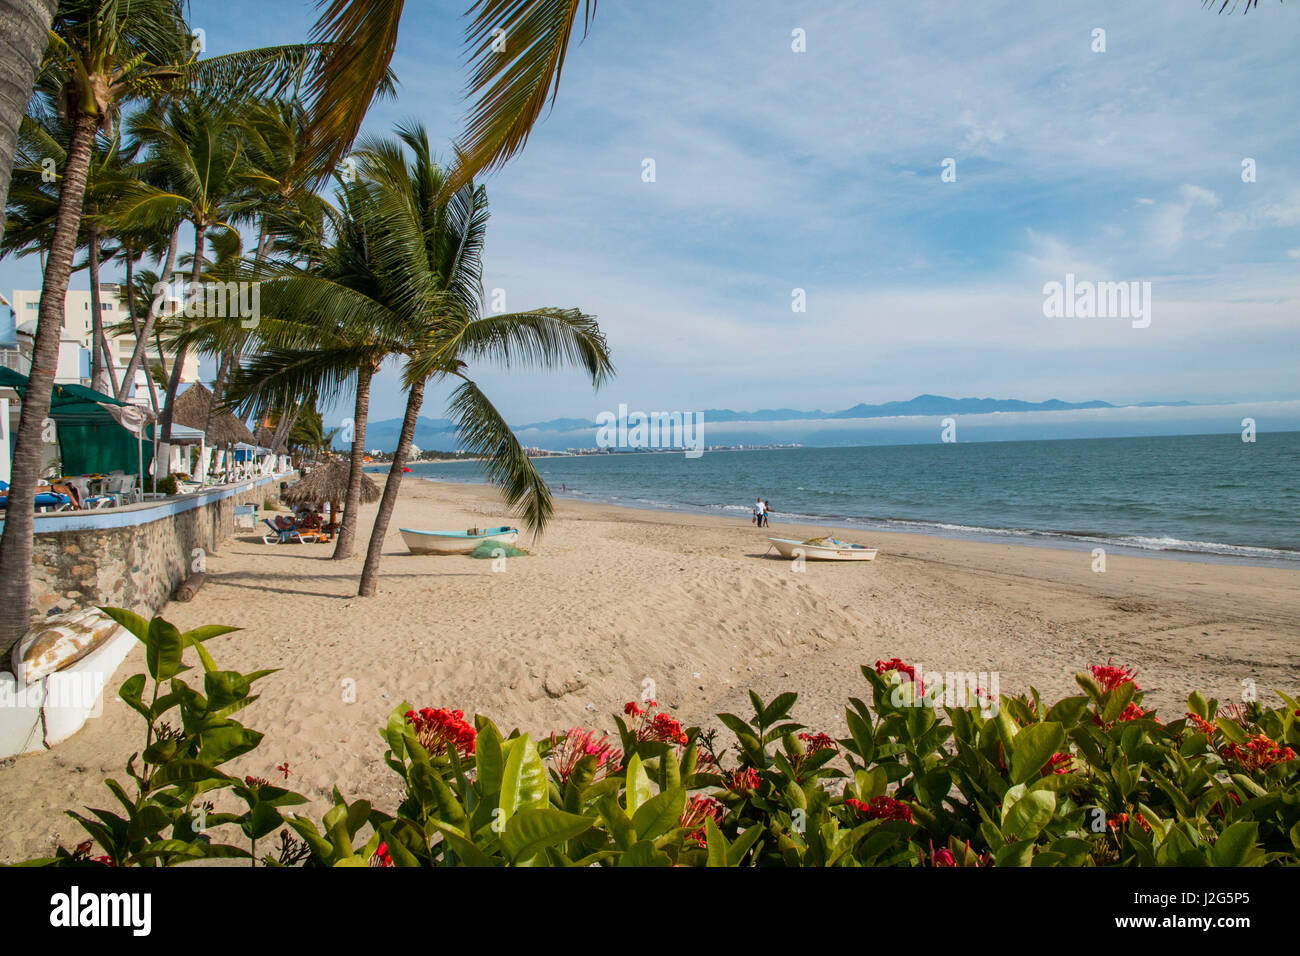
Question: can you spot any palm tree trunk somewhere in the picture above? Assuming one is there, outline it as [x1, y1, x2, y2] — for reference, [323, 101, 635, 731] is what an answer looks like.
[358, 378, 425, 597]
[0, 109, 97, 654]
[120, 252, 162, 414]
[0, 0, 59, 246]
[87, 229, 120, 396]
[333, 362, 373, 559]
[269, 401, 299, 454]
[205, 349, 231, 435]
[89, 230, 103, 384]
[117, 225, 179, 404]
[159, 222, 205, 443]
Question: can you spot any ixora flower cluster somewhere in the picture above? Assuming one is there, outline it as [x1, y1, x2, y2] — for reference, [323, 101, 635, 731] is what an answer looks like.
[404, 707, 477, 758]
[21, 612, 1300, 868]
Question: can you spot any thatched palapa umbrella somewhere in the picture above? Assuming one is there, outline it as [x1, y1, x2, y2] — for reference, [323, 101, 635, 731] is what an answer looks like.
[283, 457, 380, 530]
[172, 382, 256, 481]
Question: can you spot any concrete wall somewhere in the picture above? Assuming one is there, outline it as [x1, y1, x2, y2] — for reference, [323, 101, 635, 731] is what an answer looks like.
[24, 475, 281, 627]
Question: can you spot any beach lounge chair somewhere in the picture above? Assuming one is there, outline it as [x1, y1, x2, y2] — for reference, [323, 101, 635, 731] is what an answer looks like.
[0, 481, 74, 512]
[261, 516, 321, 545]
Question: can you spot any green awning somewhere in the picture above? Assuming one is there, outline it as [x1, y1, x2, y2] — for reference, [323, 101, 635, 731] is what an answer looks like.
[0, 368, 152, 477]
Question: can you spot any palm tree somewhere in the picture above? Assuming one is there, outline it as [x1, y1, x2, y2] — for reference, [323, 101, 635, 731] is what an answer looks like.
[222, 162, 421, 561]
[0, 0, 333, 652]
[117, 98, 258, 444]
[2, 103, 142, 395]
[341, 123, 612, 596]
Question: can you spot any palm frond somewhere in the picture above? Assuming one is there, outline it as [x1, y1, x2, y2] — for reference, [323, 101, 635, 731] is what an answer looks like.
[454, 308, 612, 385]
[447, 0, 595, 194]
[224, 344, 376, 416]
[446, 376, 552, 534]
[295, 0, 406, 183]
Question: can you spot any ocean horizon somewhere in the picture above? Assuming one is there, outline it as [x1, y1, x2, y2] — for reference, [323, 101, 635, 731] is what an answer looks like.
[372, 431, 1300, 567]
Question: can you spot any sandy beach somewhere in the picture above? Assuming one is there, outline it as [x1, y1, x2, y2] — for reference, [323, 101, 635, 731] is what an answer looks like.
[2, 478, 1298, 862]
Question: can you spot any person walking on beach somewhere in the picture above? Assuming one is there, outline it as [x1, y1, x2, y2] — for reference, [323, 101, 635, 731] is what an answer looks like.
[754, 497, 766, 526]
[762, 500, 773, 527]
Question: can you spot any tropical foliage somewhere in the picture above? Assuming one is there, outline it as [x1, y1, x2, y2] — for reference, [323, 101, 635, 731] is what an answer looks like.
[19, 611, 1299, 867]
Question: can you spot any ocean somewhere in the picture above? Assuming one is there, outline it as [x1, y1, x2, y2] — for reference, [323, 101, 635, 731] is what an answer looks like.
[378, 432, 1300, 566]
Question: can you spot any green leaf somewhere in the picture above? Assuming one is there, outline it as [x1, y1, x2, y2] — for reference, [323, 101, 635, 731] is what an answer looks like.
[1010, 721, 1065, 785]
[498, 735, 547, 823]
[1212, 821, 1261, 867]
[630, 787, 686, 842]
[430, 821, 496, 867]
[618, 840, 673, 867]
[704, 816, 729, 867]
[97, 606, 151, 641]
[180, 624, 241, 644]
[1216, 717, 1248, 744]
[595, 795, 637, 851]
[1001, 788, 1057, 842]
[118, 674, 151, 721]
[1100, 681, 1137, 725]
[474, 716, 505, 800]
[761, 692, 798, 728]
[502, 808, 595, 864]
[146, 616, 186, 682]
[727, 825, 764, 866]
[147, 760, 233, 789]
[623, 753, 652, 814]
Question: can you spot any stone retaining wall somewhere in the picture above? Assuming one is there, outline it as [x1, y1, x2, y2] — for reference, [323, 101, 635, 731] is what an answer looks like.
[27, 475, 283, 626]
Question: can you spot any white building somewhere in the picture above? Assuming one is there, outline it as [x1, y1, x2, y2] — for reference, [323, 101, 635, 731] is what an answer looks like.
[7, 285, 200, 402]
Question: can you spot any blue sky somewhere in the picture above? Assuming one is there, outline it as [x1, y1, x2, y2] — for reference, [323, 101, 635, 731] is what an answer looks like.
[4, 0, 1297, 426]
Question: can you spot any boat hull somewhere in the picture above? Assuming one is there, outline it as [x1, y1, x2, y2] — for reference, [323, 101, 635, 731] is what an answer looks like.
[400, 526, 519, 555]
[768, 537, 877, 561]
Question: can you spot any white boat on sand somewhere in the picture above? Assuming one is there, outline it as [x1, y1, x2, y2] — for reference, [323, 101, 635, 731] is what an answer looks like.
[400, 526, 519, 555]
[768, 536, 878, 561]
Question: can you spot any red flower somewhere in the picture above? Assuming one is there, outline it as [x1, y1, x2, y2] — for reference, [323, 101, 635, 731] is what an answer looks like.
[932, 848, 956, 867]
[1090, 659, 1140, 693]
[1042, 752, 1074, 776]
[405, 707, 476, 757]
[649, 712, 689, 745]
[679, 795, 725, 846]
[1117, 703, 1147, 722]
[1185, 712, 1217, 737]
[622, 700, 689, 746]
[797, 732, 837, 754]
[548, 728, 623, 782]
[1093, 702, 1159, 728]
[369, 841, 394, 867]
[276, 761, 291, 780]
[725, 767, 761, 796]
[1221, 733, 1297, 772]
[845, 795, 914, 823]
[1108, 811, 1151, 833]
[876, 658, 924, 693]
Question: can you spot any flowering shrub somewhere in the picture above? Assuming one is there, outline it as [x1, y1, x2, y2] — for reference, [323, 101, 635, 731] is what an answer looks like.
[18, 611, 1300, 867]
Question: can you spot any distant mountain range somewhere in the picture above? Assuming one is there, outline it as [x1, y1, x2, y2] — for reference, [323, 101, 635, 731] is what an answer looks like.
[349, 394, 1199, 452]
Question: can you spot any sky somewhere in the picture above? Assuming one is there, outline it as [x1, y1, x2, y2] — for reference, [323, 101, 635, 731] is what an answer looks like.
[3, 0, 1297, 427]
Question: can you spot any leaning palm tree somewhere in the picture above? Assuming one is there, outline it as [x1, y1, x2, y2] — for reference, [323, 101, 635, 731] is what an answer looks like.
[222, 211, 392, 560]
[343, 123, 612, 596]
[236, 122, 611, 595]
